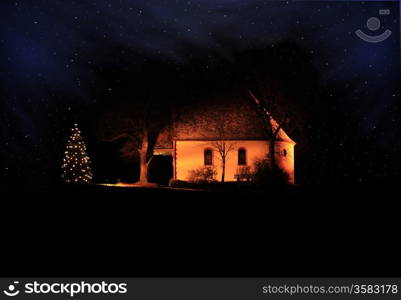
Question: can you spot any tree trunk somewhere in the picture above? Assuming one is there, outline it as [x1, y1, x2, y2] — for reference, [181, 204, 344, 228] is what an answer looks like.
[269, 139, 276, 169]
[138, 150, 148, 184]
[138, 130, 149, 184]
[221, 160, 225, 183]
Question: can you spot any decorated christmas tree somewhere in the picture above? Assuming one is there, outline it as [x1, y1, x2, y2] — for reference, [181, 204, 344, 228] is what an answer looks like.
[62, 124, 93, 184]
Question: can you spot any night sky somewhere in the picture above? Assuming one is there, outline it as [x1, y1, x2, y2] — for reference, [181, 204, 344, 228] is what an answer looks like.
[1, 0, 400, 187]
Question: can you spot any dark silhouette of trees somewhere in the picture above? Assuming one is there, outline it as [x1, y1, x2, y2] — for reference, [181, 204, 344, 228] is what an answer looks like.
[93, 61, 180, 185]
[96, 99, 170, 185]
[206, 111, 236, 183]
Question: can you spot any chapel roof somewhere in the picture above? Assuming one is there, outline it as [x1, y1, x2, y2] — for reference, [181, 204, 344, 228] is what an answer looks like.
[155, 93, 295, 148]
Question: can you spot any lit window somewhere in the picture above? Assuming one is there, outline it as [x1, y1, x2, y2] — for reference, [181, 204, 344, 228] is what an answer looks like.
[204, 148, 213, 165]
[238, 148, 247, 165]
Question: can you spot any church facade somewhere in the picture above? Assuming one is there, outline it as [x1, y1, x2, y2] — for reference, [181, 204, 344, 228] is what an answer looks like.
[153, 95, 296, 184]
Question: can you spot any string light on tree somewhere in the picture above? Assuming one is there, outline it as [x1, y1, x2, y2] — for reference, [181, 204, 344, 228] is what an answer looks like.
[62, 123, 93, 184]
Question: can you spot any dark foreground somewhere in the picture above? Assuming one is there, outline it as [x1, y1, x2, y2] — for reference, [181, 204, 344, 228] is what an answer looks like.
[1, 183, 399, 278]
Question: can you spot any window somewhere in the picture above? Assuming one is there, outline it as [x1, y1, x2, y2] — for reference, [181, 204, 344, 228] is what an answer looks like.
[204, 148, 213, 165]
[238, 148, 247, 165]
[282, 149, 287, 157]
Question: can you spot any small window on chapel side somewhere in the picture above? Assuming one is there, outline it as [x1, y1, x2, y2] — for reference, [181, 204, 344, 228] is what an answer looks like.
[204, 148, 213, 165]
[283, 149, 287, 156]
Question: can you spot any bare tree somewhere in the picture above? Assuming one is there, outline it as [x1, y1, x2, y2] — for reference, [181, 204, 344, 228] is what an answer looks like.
[96, 101, 165, 185]
[210, 139, 236, 183]
[205, 109, 236, 183]
[243, 69, 298, 169]
[248, 90, 289, 169]
[238, 46, 309, 172]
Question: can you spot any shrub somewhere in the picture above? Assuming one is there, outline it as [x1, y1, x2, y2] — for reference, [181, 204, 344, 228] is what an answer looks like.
[188, 166, 217, 184]
[252, 159, 289, 187]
